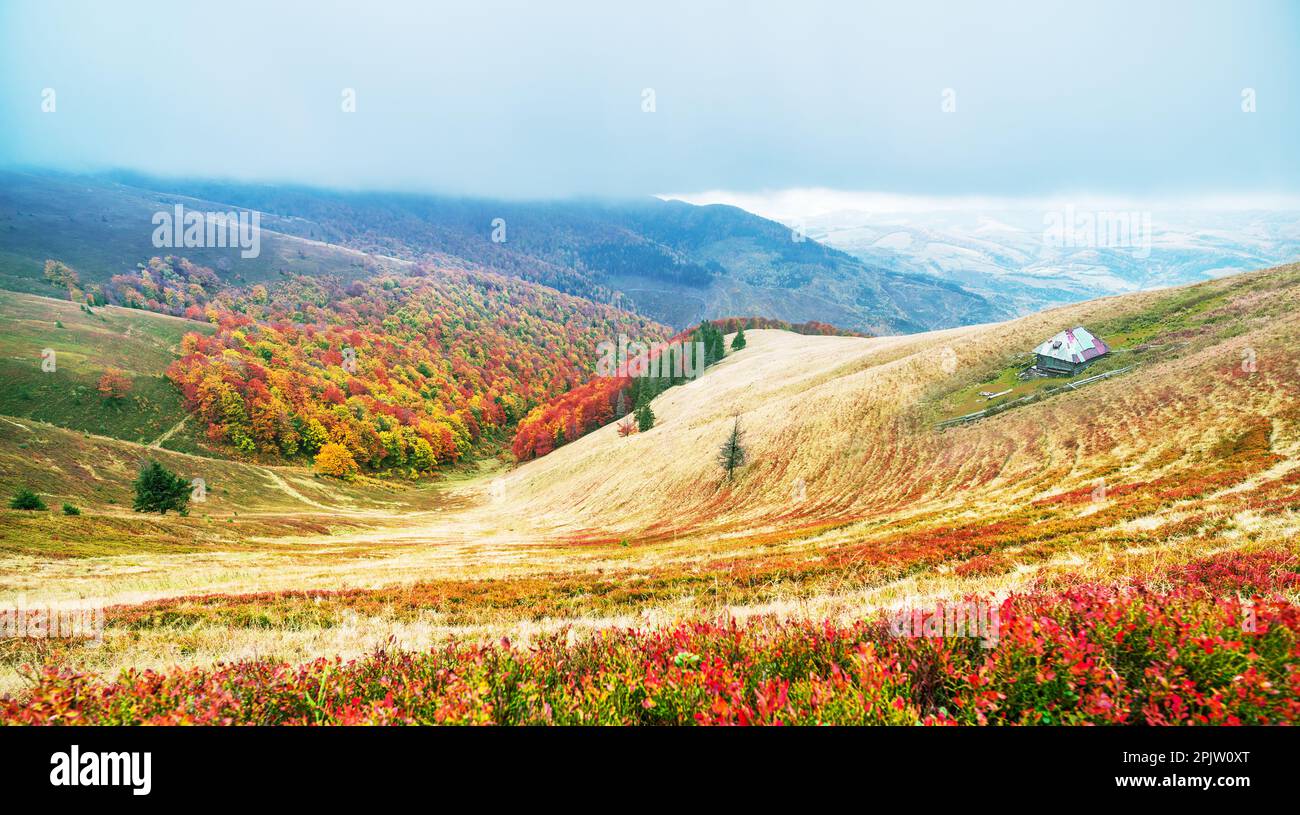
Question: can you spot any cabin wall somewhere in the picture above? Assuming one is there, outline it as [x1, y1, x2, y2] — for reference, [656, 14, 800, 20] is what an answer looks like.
[1036, 354, 1076, 374]
[1036, 352, 1109, 376]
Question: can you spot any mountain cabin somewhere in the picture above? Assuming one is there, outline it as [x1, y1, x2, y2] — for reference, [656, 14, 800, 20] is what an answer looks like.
[1031, 326, 1110, 376]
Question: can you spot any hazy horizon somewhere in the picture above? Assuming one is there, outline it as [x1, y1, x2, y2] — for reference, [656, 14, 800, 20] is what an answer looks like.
[2, 0, 1298, 200]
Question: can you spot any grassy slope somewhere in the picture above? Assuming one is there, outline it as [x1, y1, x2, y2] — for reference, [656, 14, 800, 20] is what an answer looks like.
[928, 280, 1247, 420]
[493, 263, 1300, 540]
[0, 290, 216, 448]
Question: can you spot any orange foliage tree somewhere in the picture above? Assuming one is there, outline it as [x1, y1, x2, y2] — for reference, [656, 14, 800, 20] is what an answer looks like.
[314, 443, 359, 478]
[97, 369, 133, 401]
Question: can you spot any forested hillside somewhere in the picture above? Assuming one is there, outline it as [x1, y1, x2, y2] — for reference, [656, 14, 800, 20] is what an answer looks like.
[32, 252, 670, 474]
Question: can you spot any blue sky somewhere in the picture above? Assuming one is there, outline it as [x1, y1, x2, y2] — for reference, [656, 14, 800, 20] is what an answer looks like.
[1, 0, 1297, 199]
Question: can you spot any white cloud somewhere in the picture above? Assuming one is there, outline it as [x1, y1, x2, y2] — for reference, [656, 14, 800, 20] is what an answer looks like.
[660, 188, 1300, 223]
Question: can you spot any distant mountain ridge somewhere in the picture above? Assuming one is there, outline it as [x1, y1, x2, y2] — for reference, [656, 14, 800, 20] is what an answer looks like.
[0, 170, 1005, 335]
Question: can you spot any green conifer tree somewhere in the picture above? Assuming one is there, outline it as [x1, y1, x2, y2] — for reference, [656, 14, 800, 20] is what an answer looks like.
[636, 402, 656, 432]
[731, 325, 747, 350]
[132, 461, 192, 515]
[717, 417, 746, 480]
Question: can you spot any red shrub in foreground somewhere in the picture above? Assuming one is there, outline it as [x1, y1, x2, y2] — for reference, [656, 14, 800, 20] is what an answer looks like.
[1036, 549, 1300, 599]
[3, 585, 1296, 726]
[1159, 550, 1300, 595]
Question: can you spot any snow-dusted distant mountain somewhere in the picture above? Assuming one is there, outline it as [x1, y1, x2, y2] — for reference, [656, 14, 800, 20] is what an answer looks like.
[666, 191, 1300, 316]
[803, 208, 1300, 315]
[790, 209, 1300, 314]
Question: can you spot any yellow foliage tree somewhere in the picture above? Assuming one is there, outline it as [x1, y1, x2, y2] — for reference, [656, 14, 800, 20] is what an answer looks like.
[314, 442, 358, 479]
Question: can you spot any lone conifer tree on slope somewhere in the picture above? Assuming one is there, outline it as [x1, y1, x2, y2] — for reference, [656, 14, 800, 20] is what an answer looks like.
[636, 402, 655, 432]
[133, 460, 192, 515]
[731, 325, 747, 350]
[717, 417, 746, 480]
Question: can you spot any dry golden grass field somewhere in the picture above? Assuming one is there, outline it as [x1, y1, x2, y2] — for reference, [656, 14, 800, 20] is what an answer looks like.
[2, 264, 1299, 716]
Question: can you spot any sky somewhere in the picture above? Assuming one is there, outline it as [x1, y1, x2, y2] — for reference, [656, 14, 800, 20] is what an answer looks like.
[1, 0, 1298, 201]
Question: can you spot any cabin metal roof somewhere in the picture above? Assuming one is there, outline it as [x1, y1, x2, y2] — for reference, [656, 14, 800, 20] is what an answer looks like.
[1033, 326, 1109, 364]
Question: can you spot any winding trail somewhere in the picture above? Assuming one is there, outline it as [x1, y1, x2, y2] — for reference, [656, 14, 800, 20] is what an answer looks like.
[0, 416, 32, 433]
[258, 467, 341, 512]
[147, 416, 188, 449]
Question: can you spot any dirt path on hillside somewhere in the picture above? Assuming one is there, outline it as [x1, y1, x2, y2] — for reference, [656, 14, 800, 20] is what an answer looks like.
[147, 416, 187, 449]
[258, 467, 349, 512]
